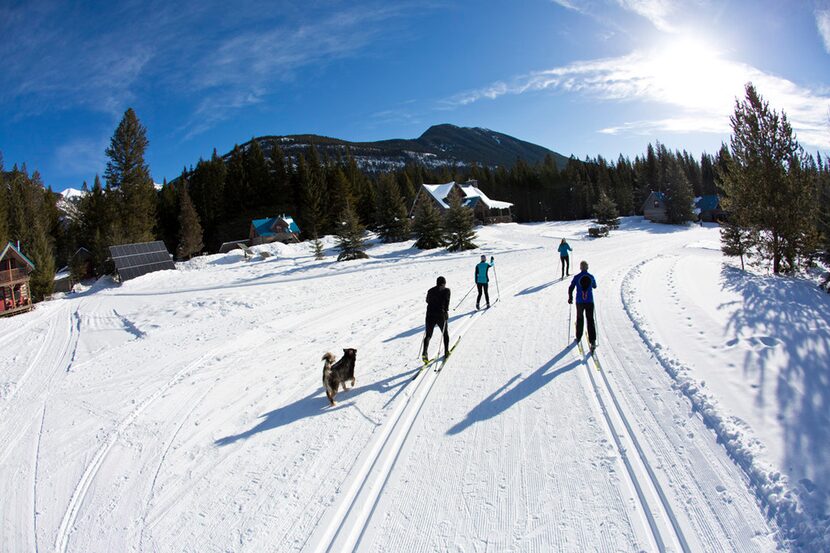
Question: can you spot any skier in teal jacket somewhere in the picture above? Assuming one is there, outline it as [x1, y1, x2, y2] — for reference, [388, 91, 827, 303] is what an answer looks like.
[474, 255, 494, 309]
[557, 238, 572, 279]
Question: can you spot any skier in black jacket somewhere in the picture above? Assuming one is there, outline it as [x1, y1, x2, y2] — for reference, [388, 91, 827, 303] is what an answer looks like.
[423, 276, 451, 362]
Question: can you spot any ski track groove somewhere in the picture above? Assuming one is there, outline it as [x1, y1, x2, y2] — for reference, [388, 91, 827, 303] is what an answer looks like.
[311, 261, 552, 553]
[33, 402, 47, 553]
[586, 345, 692, 553]
[136, 291, 423, 550]
[53, 345, 226, 553]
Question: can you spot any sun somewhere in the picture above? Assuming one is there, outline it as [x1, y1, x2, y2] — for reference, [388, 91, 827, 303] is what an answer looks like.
[647, 33, 745, 112]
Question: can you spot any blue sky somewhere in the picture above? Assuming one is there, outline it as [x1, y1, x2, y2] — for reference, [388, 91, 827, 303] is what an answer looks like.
[2, 0, 829, 192]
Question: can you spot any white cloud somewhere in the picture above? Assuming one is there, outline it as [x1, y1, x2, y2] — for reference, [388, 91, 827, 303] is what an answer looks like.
[817, 10, 830, 54]
[550, 0, 583, 11]
[445, 37, 830, 149]
[615, 0, 677, 32]
[54, 137, 109, 178]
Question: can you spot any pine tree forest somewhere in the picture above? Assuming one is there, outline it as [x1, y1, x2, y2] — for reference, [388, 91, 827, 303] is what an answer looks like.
[3, 94, 829, 303]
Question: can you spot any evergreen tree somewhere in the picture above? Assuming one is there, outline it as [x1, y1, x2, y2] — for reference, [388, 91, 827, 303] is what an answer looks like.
[413, 197, 445, 249]
[0, 153, 7, 247]
[375, 174, 410, 242]
[721, 83, 817, 273]
[310, 235, 325, 260]
[157, 177, 179, 254]
[593, 192, 619, 228]
[297, 153, 326, 238]
[78, 175, 116, 275]
[720, 222, 753, 271]
[224, 145, 247, 211]
[245, 139, 270, 202]
[444, 194, 477, 251]
[27, 221, 55, 300]
[335, 204, 369, 261]
[326, 167, 352, 234]
[104, 108, 156, 243]
[176, 183, 204, 260]
[818, 158, 830, 263]
[663, 159, 695, 224]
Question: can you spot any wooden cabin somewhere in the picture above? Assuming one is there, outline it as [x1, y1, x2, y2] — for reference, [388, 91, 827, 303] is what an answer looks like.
[642, 191, 668, 223]
[410, 180, 513, 225]
[0, 242, 35, 316]
[250, 215, 301, 245]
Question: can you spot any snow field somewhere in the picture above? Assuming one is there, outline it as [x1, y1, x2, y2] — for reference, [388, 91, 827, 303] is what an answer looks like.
[0, 219, 799, 552]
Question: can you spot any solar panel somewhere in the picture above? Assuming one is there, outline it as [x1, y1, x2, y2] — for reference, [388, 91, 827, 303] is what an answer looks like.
[108, 241, 175, 282]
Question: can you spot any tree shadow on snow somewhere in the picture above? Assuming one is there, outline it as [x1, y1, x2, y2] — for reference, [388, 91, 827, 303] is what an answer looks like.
[446, 345, 580, 436]
[213, 369, 416, 446]
[720, 265, 830, 515]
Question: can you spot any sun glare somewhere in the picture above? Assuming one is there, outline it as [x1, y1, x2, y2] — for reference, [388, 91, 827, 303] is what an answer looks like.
[648, 34, 744, 113]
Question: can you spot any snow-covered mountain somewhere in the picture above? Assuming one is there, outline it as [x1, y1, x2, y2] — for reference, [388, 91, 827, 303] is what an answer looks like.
[2, 219, 828, 551]
[221, 124, 570, 173]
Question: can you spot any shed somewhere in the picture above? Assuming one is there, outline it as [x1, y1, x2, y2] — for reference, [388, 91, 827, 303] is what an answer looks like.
[642, 191, 667, 223]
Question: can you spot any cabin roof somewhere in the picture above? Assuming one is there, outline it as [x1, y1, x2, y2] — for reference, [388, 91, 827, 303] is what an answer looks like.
[0, 242, 36, 272]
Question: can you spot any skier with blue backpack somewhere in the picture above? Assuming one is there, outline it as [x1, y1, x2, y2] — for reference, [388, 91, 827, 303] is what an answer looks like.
[557, 238, 572, 279]
[568, 260, 597, 352]
[475, 255, 495, 309]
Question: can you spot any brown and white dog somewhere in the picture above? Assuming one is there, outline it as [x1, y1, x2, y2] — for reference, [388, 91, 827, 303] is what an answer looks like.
[321, 348, 357, 406]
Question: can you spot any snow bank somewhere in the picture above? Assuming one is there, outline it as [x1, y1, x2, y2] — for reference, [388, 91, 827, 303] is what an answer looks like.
[621, 257, 830, 551]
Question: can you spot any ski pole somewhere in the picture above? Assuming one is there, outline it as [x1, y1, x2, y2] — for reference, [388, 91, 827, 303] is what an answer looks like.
[567, 301, 572, 347]
[593, 301, 599, 347]
[453, 284, 476, 311]
[493, 263, 501, 301]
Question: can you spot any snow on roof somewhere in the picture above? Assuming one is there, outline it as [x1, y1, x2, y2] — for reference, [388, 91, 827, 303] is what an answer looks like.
[422, 182, 457, 209]
[422, 181, 513, 210]
[459, 184, 513, 210]
[251, 215, 300, 236]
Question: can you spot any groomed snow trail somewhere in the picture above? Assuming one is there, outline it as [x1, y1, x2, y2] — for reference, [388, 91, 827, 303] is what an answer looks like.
[0, 221, 780, 552]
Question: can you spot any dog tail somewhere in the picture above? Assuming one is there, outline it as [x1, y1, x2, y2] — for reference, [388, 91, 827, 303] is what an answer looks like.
[322, 352, 335, 364]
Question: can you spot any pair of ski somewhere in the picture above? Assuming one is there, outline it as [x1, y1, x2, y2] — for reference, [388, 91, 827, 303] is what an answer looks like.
[413, 336, 461, 379]
[577, 340, 602, 371]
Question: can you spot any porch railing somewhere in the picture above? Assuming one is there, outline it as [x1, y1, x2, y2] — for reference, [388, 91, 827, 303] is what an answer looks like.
[0, 268, 28, 285]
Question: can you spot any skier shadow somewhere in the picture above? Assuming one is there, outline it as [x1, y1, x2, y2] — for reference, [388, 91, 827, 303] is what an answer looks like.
[446, 345, 580, 436]
[720, 265, 830, 515]
[382, 310, 477, 342]
[213, 369, 415, 447]
[515, 281, 558, 296]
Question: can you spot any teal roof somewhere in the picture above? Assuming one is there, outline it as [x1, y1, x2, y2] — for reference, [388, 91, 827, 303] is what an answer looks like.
[695, 195, 720, 212]
[251, 216, 300, 236]
[1, 242, 36, 270]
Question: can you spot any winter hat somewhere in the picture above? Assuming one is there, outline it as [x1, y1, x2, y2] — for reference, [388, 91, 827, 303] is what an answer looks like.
[437, 276, 446, 286]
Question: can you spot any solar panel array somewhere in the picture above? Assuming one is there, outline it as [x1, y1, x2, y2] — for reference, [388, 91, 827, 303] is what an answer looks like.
[109, 241, 175, 281]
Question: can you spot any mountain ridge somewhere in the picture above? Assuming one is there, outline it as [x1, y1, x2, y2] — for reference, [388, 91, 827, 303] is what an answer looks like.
[226, 124, 569, 172]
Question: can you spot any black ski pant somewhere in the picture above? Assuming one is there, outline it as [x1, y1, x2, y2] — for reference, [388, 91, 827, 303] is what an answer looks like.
[560, 256, 569, 278]
[575, 302, 596, 344]
[423, 313, 449, 356]
[476, 283, 490, 308]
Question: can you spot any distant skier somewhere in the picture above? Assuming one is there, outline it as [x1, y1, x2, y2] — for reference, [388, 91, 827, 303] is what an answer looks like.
[558, 238, 572, 279]
[568, 260, 597, 351]
[423, 276, 451, 362]
[475, 255, 495, 309]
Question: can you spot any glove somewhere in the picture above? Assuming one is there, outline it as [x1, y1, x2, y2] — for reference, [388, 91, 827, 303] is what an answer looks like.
[490, 256, 494, 263]
[568, 297, 573, 304]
